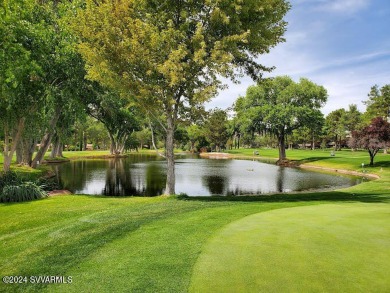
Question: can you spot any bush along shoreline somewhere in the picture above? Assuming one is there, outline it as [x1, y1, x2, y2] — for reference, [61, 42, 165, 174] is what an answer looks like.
[0, 171, 55, 203]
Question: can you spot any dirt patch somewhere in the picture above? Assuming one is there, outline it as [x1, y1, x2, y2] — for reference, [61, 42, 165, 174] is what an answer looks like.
[48, 190, 72, 196]
[199, 152, 231, 159]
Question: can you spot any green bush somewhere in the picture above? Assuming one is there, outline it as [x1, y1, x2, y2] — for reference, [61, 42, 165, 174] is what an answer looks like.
[0, 171, 48, 203]
[0, 171, 22, 190]
[0, 182, 47, 203]
[36, 177, 62, 191]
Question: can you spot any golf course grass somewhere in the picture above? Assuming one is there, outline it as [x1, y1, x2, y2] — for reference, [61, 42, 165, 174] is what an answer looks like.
[0, 149, 389, 292]
[190, 203, 390, 292]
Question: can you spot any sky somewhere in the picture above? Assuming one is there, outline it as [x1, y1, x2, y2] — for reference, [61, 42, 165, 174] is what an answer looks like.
[206, 0, 390, 115]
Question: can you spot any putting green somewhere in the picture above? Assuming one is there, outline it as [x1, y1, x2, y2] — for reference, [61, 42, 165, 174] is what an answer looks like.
[190, 203, 390, 292]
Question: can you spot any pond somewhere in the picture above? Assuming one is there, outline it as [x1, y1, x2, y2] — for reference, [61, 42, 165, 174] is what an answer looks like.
[51, 154, 365, 197]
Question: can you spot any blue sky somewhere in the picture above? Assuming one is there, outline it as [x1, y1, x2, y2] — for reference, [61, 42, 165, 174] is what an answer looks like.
[206, 0, 390, 115]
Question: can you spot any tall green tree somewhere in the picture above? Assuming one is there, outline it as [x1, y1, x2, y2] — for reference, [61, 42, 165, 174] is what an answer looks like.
[186, 124, 203, 153]
[1, 0, 93, 170]
[236, 76, 327, 163]
[72, 0, 290, 195]
[204, 108, 229, 152]
[344, 104, 363, 133]
[29, 0, 94, 169]
[86, 91, 140, 155]
[325, 109, 347, 151]
[235, 96, 264, 145]
[227, 117, 242, 149]
[85, 118, 111, 150]
[0, 0, 46, 171]
[364, 84, 390, 121]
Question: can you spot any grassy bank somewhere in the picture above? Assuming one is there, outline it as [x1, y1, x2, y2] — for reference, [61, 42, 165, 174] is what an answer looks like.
[227, 147, 389, 171]
[0, 149, 389, 292]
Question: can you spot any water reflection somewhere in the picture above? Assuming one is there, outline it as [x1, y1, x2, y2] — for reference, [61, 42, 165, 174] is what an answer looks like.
[52, 155, 364, 196]
[276, 167, 285, 192]
[202, 175, 226, 195]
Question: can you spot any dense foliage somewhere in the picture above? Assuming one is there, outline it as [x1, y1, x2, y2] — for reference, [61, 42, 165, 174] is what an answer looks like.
[0, 171, 47, 202]
[235, 76, 327, 162]
[349, 117, 390, 165]
[72, 0, 290, 194]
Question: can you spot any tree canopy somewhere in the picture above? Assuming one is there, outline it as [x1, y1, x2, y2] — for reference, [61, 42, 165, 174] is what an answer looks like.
[236, 76, 327, 162]
[349, 117, 390, 166]
[72, 0, 290, 194]
[364, 84, 390, 121]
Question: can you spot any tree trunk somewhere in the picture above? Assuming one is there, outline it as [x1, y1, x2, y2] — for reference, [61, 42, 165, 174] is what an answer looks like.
[31, 132, 53, 168]
[16, 140, 23, 164]
[83, 131, 87, 151]
[50, 134, 59, 158]
[368, 149, 378, 166]
[312, 135, 315, 150]
[16, 137, 36, 165]
[109, 132, 115, 155]
[2, 118, 25, 172]
[108, 130, 128, 155]
[277, 132, 286, 163]
[369, 151, 374, 166]
[31, 108, 60, 168]
[51, 135, 63, 158]
[57, 142, 63, 157]
[118, 134, 128, 154]
[149, 120, 165, 157]
[164, 114, 175, 195]
[25, 138, 36, 165]
[3, 123, 12, 172]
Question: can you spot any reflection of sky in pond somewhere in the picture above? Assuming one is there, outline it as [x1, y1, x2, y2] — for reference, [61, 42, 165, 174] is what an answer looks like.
[53, 155, 364, 197]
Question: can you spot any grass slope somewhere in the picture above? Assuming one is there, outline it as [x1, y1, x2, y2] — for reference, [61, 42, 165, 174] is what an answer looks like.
[0, 149, 389, 292]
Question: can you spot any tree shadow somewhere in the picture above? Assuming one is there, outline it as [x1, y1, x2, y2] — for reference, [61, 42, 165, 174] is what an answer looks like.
[370, 161, 390, 168]
[177, 191, 390, 204]
[293, 156, 334, 165]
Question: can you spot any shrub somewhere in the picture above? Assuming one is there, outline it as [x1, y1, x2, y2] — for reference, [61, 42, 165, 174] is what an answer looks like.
[0, 182, 47, 203]
[0, 171, 22, 190]
[0, 171, 48, 203]
[36, 177, 62, 191]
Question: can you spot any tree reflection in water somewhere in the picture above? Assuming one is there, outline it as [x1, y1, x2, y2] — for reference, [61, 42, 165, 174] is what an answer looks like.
[53, 155, 363, 196]
[202, 175, 226, 195]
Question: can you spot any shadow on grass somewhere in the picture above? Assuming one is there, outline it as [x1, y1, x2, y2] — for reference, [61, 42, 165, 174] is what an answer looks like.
[177, 191, 390, 204]
[1, 200, 202, 292]
[370, 161, 390, 168]
[292, 156, 334, 165]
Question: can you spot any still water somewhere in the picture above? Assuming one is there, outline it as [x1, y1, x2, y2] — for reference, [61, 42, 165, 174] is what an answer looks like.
[52, 154, 364, 196]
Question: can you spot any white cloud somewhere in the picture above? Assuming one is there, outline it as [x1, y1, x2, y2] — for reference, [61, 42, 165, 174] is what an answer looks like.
[207, 0, 389, 117]
[317, 0, 371, 13]
[208, 49, 390, 114]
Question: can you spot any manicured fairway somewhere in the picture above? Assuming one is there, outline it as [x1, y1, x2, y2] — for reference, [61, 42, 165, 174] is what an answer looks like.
[190, 203, 390, 292]
[0, 196, 316, 292]
[1, 149, 390, 292]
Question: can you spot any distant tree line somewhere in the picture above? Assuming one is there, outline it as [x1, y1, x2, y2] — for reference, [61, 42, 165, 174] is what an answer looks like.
[168, 83, 390, 165]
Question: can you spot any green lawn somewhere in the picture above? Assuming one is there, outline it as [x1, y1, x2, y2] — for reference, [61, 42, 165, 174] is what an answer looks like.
[190, 203, 390, 292]
[0, 149, 389, 292]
